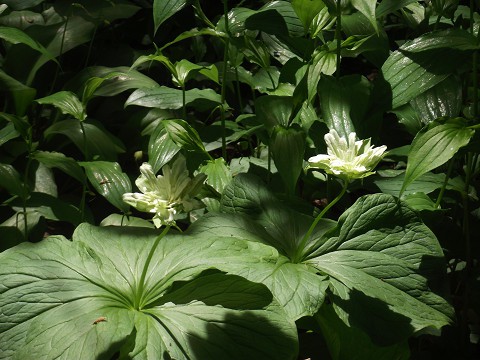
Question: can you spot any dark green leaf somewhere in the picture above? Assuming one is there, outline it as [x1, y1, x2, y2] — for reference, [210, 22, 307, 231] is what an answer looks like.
[0, 122, 20, 147]
[36, 91, 86, 121]
[32, 151, 86, 184]
[163, 119, 206, 153]
[126, 86, 222, 111]
[153, 0, 188, 34]
[0, 0, 45, 10]
[291, 0, 326, 34]
[270, 125, 306, 195]
[0, 69, 36, 116]
[0, 163, 26, 199]
[255, 95, 294, 132]
[80, 161, 131, 213]
[198, 158, 232, 194]
[148, 123, 181, 173]
[351, 0, 378, 32]
[401, 118, 474, 195]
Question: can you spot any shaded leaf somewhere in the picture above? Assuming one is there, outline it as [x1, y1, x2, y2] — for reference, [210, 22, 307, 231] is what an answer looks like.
[36, 91, 86, 121]
[32, 151, 86, 184]
[153, 0, 188, 34]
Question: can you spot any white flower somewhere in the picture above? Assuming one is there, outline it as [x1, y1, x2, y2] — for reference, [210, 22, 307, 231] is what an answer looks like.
[308, 129, 387, 181]
[123, 156, 206, 227]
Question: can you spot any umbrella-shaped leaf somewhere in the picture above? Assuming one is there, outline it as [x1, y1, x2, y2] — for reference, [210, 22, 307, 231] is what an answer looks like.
[80, 161, 131, 213]
[0, 223, 298, 359]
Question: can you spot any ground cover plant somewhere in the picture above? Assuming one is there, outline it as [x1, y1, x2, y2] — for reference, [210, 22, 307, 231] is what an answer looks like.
[0, 0, 479, 359]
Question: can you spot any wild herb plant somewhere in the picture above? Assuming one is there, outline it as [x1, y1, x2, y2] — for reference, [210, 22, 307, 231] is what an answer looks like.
[0, 0, 479, 359]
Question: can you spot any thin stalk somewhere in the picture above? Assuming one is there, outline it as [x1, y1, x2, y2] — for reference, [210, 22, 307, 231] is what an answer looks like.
[83, 25, 97, 68]
[136, 225, 171, 309]
[435, 159, 455, 208]
[47, 12, 70, 92]
[181, 83, 187, 120]
[193, 0, 215, 29]
[220, 0, 230, 160]
[235, 67, 243, 112]
[335, 0, 342, 79]
[294, 180, 348, 263]
[79, 121, 89, 160]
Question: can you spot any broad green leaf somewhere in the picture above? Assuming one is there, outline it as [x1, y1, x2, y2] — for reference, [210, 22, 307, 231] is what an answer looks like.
[32, 151, 86, 184]
[100, 214, 155, 228]
[0, 69, 36, 116]
[403, 192, 438, 212]
[0, 122, 20, 147]
[148, 122, 181, 173]
[30, 162, 57, 197]
[351, 0, 378, 32]
[1, 0, 45, 10]
[316, 302, 410, 360]
[80, 161, 131, 213]
[270, 125, 306, 195]
[382, 29, 478, 109]
[318, 75, 372, 138]
[245, 0, 304, 37]
[410, 75, 462, 125]
[309, 193, 454, 344]
[255, 95, 294, 132]
[126, 86, 222, 111]
[400, 118, 474, 196]
[69, 66, 159, 98]
[291, 0, 326, 34]
[130, 53, 176, 75]
[153, 0, 188, 34]
[307, 47, 337, 101]
[10, 192, 82, 226]
[0, 163, 26, 199]
[163, 119, 207, 154]
[0, 112, 30, 140]
[44, 119, 125, 161]
[198, 158, 232, 194]
[0, 26, 57, 64]
[376, 0, 418, 18]
[36, 91, 86, 121]
[0, 224, 298, 359]
[375, 171, 458, 198]
[159, 28, 222, 52]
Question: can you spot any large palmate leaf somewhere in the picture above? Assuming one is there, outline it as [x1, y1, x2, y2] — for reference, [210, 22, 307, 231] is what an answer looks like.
[0, 224, 298, 360]
[189, 174, 454, 343]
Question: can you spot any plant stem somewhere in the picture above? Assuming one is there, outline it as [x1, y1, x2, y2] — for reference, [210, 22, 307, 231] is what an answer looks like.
[335, 0, 342, 79]
[435, 159, 454, 208]
[181, 84, 187, 120]
[294, 179, 348, 263]
[220, 0, 230, 160]
[235, 67, 243, 112]
[79, 121, 89, 160]
[136, 225, 171, 309]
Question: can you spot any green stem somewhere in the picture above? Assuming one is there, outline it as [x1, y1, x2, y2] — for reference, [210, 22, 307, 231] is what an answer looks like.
[79, 121, 88, 160]
[294, 179, 348, 263]
[136, 225, 171, 309]
[181, 84, 187, 120]
[435, 159, 454, 208]
[235, 67, 243, 112]
[220, 0, 230, 160]
[46, 11, 70, 91]
[193, 0, 215, 29]
[335, 0, 342, 79]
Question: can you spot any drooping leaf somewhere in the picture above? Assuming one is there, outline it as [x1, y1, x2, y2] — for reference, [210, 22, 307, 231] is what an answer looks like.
[0, 224, 298, 359]
[0, 122, 20, 147]
[163, 119, 207, 154]
[351, 0, 378, 32]
[153, 0, 188, 34]
[400, 118, 474, 196]
[0, 26, 57, 64]
[270, 125, 306, 195]
[44, 119, 125, 161]
[291, 0, 326, 34]
[32, 151, 86, 184]
[0, 163, 27, 199]
[79, 161, 132, 213]
[318, 75, 372, 138]
[126, 86, 222, 111]
[36, 91, 86, 121]
[148, 122, 181, 174]
[255, 95, 294, 132]
[382, 29, 478, 109]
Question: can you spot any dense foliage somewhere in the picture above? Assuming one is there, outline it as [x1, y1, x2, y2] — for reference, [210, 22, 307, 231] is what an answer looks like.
[0, 0, 479, 359]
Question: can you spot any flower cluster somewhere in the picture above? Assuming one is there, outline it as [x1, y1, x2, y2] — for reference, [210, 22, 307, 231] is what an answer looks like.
[308, 129, 387, 181]
[123, 156, 206, 227]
